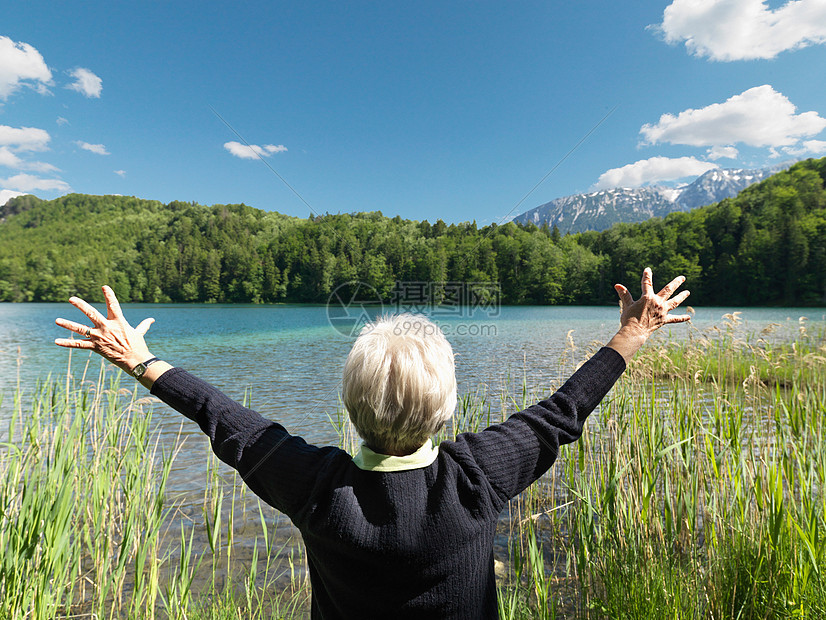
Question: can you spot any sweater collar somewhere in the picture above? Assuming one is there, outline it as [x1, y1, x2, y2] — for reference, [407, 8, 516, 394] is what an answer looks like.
[352, 439, 439, 472]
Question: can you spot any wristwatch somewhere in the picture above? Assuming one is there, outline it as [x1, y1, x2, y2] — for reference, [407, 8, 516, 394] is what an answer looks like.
[131, 357, 161, 378]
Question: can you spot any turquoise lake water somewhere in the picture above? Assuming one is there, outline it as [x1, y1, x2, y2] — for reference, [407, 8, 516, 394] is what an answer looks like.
[3, 302, 825, 432]
[1, 302, 824, 528]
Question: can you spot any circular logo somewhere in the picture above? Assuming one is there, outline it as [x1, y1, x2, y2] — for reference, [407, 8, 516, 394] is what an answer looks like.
[326, 281, 384, 337]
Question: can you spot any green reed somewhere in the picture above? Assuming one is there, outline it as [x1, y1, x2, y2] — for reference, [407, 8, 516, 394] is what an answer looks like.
[3, 314, 824, 619]
[464, 315, 825, 619]
[0, 358, 309, 619]
[546, 318, 826, 619]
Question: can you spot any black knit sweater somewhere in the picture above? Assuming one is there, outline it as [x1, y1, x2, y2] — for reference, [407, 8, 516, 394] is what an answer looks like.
[151, 347, 626, 619]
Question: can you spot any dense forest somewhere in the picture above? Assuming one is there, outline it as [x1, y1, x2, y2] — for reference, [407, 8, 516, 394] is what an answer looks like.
[1, 158, 825, 306]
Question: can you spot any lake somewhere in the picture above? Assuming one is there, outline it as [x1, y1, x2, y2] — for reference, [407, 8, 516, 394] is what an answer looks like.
[1, 302, 824, 533]
[3, 301, 825, 437]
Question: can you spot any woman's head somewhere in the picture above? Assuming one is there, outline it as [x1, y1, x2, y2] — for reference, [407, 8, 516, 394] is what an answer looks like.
[342, 314, 457, 456]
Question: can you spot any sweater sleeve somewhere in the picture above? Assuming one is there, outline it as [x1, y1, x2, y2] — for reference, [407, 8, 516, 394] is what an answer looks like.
[150, 367, 341, 516]
[452, 347, 626, 508]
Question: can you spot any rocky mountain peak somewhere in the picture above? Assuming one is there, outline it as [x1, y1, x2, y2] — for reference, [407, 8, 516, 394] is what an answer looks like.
[514, 163, 792, 233]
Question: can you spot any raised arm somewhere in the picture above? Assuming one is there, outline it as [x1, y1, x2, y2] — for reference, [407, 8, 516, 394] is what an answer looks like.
[458, 267, 690, 505]
[54, 286, 335, 515]
[54, 285, 172, 387]
[607, 267, 690, 363]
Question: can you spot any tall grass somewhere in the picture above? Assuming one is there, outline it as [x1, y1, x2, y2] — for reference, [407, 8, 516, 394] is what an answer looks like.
[547, 317, 826, 619]
[1, 315, 824, 618]
[459, 316, 825, 618]
[0, 358, 309, 619]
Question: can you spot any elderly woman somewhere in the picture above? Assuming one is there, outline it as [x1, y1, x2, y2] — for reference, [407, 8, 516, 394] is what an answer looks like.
[55, 268, 689, 619]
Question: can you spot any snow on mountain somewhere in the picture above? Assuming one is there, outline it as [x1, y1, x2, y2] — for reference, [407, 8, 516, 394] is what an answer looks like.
[513, 163, 792, 233]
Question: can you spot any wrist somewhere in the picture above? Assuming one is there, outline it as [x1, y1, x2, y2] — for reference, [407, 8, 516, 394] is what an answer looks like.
[122, 354, 172, 389]
[606, 325, 648, 364]
[618, 323, 648, 343]
[123, 352, 155, 373]
[120, 351, 155, 372]
[129, 356, 161, 379]
[137, 360, 174, 389]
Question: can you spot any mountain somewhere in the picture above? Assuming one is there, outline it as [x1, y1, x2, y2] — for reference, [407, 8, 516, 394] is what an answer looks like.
[0, 158, 824, 305]
[676, 166, 785, 210]
[513, 163, 792, 233]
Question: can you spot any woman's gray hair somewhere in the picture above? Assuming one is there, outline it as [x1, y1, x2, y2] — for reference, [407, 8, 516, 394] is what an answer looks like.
[342, 313, 457, 455]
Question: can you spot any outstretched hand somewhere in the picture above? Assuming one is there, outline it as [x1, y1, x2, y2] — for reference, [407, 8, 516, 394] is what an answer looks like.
[54, 286, 156, 374]
[606, 268, 690, 363]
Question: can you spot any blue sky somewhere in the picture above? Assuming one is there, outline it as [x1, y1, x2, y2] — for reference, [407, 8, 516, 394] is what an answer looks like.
[2, 1, 825, 224]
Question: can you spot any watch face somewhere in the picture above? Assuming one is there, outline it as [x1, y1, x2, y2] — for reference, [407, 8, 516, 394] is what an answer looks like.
[132, 363, 146, 378]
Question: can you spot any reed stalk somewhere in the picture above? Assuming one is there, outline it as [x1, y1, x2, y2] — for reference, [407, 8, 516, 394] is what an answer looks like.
[0, 360, 309, 619]
[1, 314, 823, 618]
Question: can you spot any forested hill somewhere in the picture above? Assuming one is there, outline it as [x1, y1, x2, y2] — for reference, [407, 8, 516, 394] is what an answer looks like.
[1, 157, 825, 306]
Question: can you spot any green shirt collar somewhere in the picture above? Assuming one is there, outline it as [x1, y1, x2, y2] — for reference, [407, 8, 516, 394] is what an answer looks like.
[352, 439, 439, 472]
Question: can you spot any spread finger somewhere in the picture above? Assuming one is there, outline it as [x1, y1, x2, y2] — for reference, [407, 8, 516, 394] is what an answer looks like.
[668, 290, 690, 309]
[657, 275, 686, 299]
[55, 338, 96, 349]
[69, 296, 105, 325]
[55, 317, 91, 336]
[614, 284, 633, 308]
[641, 268, 653, 296]
[102, 286, 125, 320]
[135, 317, 155, 335]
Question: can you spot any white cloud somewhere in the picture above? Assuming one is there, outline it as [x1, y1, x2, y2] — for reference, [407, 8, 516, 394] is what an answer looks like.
[640, 85, 826, 148]
[76, 140, 110, 155]
[0, 143, 60, 174]
[0, 146, 59, 173]
[114, 169, 126, 177]
[0, 147, 23, 169]
[802, 139, 826, 154]
[657, 0, 826, 61]
[0, 124, 51, 152]
[781, 139, 826, 157]
[25, 160, 60, 173]
[0, 173, 70, 193]
[67, 67, 102, 98]
[707, 145, 740, 160]
[0, 36, 52, 99]
[224, 141, 288, 159]
[592, 156, 719, 190]
[0, 189, 26, 206]
[56, 116, 69, 126]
